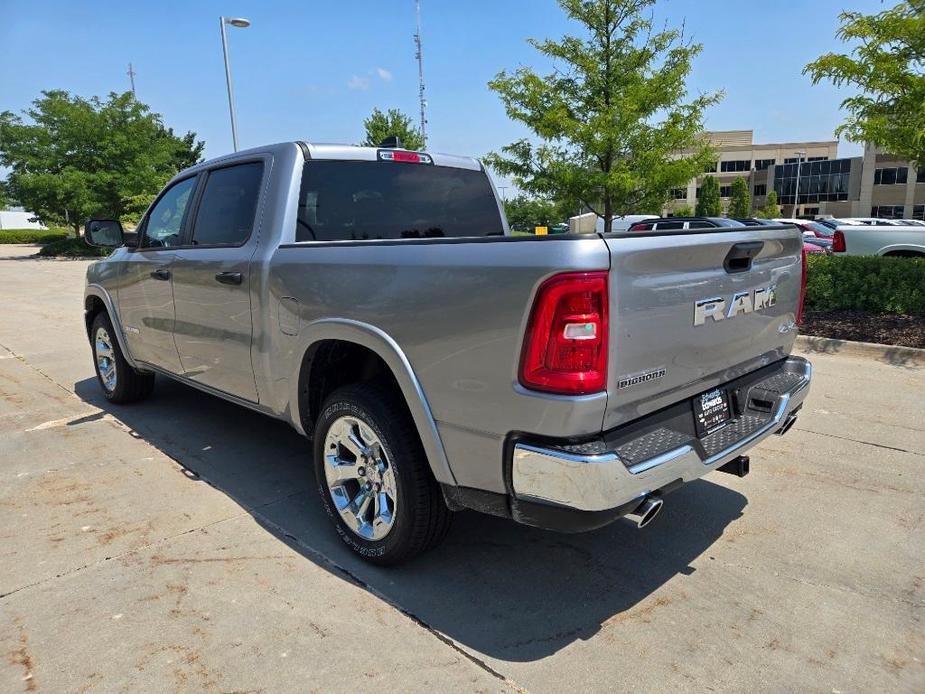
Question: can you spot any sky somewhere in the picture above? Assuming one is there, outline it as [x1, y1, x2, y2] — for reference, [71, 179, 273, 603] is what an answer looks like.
[1, 0, 884, 169]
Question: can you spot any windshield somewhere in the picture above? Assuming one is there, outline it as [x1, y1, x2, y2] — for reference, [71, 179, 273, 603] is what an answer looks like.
[296, 160, 504, 241]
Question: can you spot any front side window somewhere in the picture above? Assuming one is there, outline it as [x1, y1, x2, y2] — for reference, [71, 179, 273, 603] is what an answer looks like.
[296, 160, 504, 241]
[190, 162, 264, 246]
[143, 177, 197, 248]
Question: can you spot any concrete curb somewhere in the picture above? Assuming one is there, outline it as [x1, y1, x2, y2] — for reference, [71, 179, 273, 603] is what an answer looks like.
[795, 334, 923, 367]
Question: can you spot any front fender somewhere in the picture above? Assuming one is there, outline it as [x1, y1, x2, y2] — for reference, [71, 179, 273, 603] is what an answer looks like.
[287, 318, 456, 486]
[84, 283, 141, 370]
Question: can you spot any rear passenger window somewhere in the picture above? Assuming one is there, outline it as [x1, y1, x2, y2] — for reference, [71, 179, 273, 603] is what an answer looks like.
[687, 221, 713, 229]
[657, 221, 685, 230]
[190, 162, 263, 246]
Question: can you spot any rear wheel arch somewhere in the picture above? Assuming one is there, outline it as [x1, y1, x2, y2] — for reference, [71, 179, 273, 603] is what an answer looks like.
[292, 322, 455, 486]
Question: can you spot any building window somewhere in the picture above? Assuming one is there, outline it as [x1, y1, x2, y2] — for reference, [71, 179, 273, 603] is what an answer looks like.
[670, 188, 686, 199]
[719, 185, 732, 197]
[783, 157, 800, 164]
[753, 184, 767, 196]
[917, 168, 925, 183]
[754, 159, 775, 171]
[870, 205, 905, 219]
[704, 162, 717, 173]
[913, 205, 924, 220]
[807, 156, 828, 161]
[720, 160, 750, 172]
[696, 186, 701, 198]
[773, 159, 852, 205]
[874, 167, 908, 185]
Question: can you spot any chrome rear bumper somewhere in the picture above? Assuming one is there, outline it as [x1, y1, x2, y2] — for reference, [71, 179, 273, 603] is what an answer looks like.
[512, 356, 811, 513]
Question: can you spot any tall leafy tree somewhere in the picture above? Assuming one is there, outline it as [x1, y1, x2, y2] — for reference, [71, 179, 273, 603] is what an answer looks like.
[755, 190, 781, 219]
[0, 90, 204, 233]
[502, 194, 571, 230]
[485, 0, 721, 233]
[729, 176, 751, 217]
[361, 108, 424, 150]
[696, 176, 721, 216]
[804, 1, 925, 164]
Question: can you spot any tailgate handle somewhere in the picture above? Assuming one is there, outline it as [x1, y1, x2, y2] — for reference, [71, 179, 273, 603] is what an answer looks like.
[724, 241, 764, 274]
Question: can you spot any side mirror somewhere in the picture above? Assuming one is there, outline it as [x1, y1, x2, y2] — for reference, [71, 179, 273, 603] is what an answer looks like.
[84, 219, 124, 248]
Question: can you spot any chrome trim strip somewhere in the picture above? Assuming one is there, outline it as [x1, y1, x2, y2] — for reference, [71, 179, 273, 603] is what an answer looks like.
[514, 444, 620, 466]
[627, 445, 693, 475]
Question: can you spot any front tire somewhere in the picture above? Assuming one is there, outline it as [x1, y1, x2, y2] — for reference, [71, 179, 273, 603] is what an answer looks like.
[91, 312, 154, 403]
[313, 381, 452, 565]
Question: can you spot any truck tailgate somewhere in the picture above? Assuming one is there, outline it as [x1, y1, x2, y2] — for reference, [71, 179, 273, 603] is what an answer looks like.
[602, 226, 803, 430]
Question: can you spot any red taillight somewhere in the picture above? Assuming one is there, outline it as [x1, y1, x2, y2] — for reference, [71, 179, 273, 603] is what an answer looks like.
[797, 248, 807, 324]
[832, 230, 846, 252]
[519, 271, 608, 395]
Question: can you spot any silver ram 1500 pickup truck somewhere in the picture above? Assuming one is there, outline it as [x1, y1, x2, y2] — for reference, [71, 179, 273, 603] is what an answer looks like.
[83, 141, 812, 564]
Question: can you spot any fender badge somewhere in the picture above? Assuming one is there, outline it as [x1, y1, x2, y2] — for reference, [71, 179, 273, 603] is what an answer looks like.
[618, 366, 667, 389]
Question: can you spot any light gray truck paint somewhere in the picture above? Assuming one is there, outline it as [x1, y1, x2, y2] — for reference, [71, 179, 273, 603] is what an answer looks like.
[834, 224, 925, 256]
[85, 141, 811, 523]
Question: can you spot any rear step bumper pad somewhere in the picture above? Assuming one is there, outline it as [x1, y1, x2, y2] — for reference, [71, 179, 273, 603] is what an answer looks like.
[512, 356, 811, 513]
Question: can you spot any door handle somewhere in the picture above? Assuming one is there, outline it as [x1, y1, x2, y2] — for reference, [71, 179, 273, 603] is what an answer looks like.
[215, 271, 243, 285]
[150, 267, 171, 281]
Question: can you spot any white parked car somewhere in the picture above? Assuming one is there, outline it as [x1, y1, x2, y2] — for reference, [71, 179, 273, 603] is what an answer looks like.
[832, 224, 925, 257]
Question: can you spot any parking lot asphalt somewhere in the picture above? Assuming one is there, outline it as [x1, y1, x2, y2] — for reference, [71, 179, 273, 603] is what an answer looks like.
[1, 247, 923, 693]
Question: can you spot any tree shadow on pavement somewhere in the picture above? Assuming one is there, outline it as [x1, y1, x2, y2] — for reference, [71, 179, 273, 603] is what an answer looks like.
[75, 374, 746, 663]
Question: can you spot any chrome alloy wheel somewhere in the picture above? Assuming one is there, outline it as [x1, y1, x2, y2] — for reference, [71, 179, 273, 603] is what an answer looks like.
[95, 327, 117, 392]
[323, 415, 398, 541]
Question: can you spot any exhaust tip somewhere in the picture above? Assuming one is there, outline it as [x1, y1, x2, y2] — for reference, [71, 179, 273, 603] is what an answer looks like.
[777, 414, 798, 436]
[626, 496, 663, 529]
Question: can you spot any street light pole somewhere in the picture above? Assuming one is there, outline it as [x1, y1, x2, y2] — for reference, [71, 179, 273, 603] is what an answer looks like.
[219, 16, 250, 152]
[792, 149, 806, 218]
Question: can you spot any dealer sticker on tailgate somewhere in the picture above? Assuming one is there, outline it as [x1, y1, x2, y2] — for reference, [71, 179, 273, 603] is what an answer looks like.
[694, 388, 731, 436]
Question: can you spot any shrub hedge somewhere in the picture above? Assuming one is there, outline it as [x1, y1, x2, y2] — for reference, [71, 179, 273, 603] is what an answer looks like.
[0, 228, 70, 244]
[805, 254, 925, 315]
[37, 238, 110, 258]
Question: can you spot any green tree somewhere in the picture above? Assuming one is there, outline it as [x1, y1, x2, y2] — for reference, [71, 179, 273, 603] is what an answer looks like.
[502, 194, 569, 230]
[729, 176, 751, 218]
[755, 190, 781, 219]
[672, 204, 694, 217]
[361, 108, 424, 150]
[696, 176, 721, 216]
[0, 90, 204, 234]
[484, 0, 721, 233]
[804, 1, 925, 164]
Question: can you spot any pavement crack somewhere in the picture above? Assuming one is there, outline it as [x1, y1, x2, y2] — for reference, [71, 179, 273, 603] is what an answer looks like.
[0, 341, 77, 398]
[252, 509, 527, 693]
[794, 426, 924, 457]
[0, 512, 249, 601]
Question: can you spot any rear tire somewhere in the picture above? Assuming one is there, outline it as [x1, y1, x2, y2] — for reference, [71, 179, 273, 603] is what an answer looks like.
[91, 312, 154, 403]
[313, 381, 452, 565]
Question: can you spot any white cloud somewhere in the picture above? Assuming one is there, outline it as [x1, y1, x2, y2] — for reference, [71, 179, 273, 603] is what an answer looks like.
[376, 67, 393, 82]
[347, 75, 370, 91]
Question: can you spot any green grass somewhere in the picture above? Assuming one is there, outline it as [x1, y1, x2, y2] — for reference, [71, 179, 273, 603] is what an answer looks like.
[37, 237, 111, 258]
[0, 228, 71, 244]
